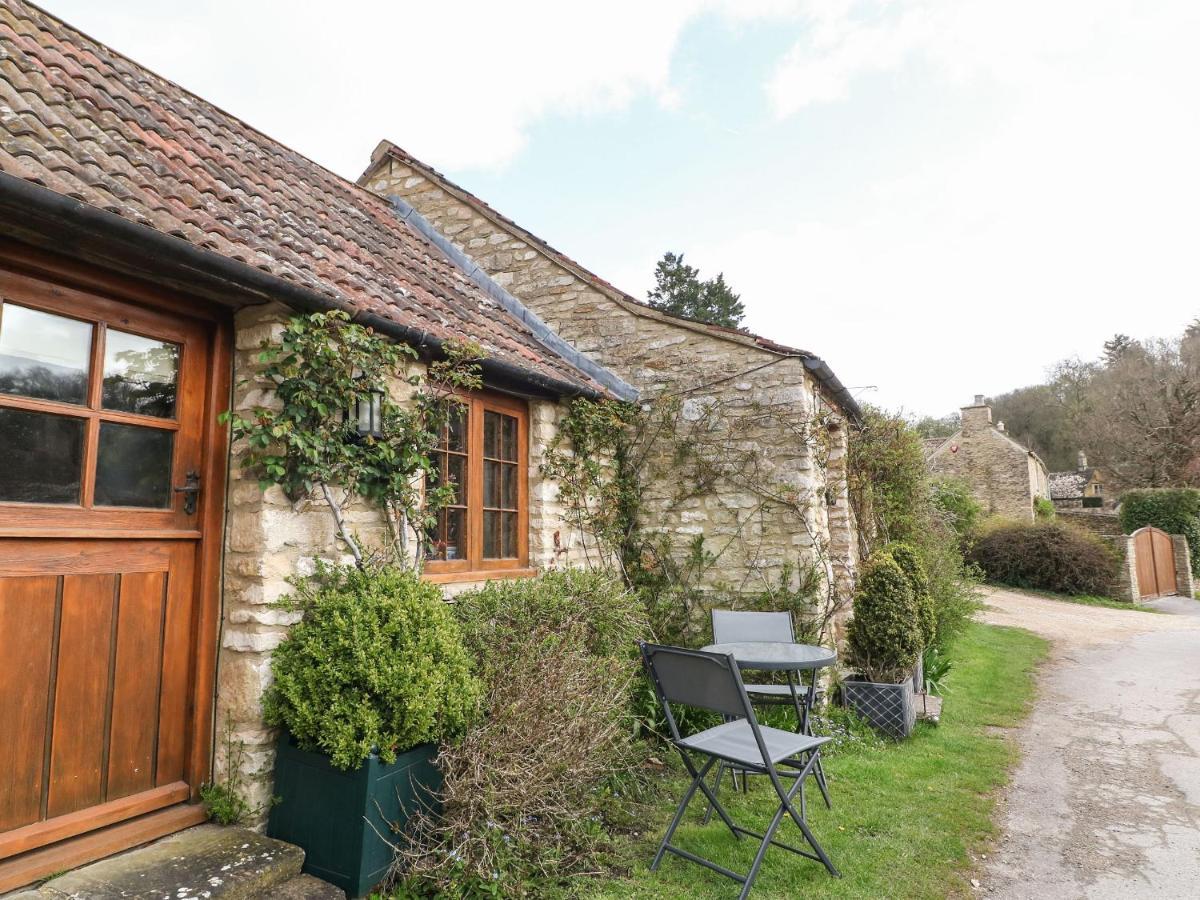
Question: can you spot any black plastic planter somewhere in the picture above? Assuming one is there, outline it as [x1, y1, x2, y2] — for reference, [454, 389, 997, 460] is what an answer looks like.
[842, 676, 916, 738]
[267, 733, 441, 898]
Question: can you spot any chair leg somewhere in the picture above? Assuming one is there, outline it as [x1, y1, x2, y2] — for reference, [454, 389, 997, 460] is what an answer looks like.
[653, 756, 716, 871]
[814, 754, 832, 809]
[737, 792, 790, 900]
[701, 762, 727, 825]
[771, 753, 840, 878]
[694, 765, 743, 840]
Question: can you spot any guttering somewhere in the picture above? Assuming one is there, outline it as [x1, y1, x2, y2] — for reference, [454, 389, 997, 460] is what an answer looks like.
[0, 173, 605, 400]
[802, 356, 863, 425]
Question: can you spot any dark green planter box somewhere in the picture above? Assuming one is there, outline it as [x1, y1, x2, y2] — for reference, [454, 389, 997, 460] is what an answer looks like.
[267, 733, 441, 898]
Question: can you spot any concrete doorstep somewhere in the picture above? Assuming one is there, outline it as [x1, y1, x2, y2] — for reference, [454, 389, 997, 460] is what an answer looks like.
[7, 826, 344, 900]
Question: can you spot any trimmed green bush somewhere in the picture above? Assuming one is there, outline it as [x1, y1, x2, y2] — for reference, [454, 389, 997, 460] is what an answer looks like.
[1120, 488, 1200, 576]
[968, 520, 1120, 597]
[847, 554, 922, 684]
[886, 542, 936, 650]
[263, 562, 479, 771]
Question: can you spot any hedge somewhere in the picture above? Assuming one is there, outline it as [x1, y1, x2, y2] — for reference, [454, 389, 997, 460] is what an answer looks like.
[1119, 488, 1200, 576]
[968, 520, 1121, 597]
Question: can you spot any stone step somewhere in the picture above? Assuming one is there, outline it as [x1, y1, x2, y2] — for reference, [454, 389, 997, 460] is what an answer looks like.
[263, 875, 346, 899]
[7, 825, 343, 900]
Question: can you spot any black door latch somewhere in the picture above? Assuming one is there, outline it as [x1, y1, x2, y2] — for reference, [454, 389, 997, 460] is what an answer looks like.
[174, 470, 201, 515]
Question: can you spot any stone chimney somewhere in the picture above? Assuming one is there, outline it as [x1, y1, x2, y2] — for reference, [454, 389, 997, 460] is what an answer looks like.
[1077, 450, 1088, 471]
[961, 395, 993, 434]
[997, 421, 1006, 432]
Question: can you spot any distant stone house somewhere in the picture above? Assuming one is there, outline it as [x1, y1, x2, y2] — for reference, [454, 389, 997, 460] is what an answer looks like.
[0, 1, 634, 887]
[1049, 452, 1108, 508]
[359, 141, 863, 604]
[925, 396, 1050, 521]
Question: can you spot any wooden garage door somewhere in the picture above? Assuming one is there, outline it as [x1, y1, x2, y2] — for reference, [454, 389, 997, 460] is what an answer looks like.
[0, 260, 228, 886]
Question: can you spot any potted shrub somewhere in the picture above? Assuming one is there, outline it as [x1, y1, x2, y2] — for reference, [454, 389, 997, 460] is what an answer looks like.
[265, 562, 480, 898]
[841, 552, 923, 738]
[885, 543, 936, 693]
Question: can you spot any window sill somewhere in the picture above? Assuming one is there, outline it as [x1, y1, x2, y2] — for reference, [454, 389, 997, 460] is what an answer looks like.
[422, 567, 538, 585]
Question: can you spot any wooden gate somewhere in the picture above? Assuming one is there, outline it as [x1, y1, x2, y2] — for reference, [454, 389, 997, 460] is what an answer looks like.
[1133, 526, 1177, 599]
[0, 254, 229, 889]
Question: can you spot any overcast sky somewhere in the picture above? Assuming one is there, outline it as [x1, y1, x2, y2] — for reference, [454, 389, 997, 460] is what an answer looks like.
[48, 0, 1200, 416]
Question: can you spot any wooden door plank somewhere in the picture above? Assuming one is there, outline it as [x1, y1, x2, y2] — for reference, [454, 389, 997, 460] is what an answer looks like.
[1152, 531, 1176, 596]
[0, 576, 58, 832]
[106, 572, 167, 800]
[0, 540, 171, 576]
[46, 575, 117, 819]
[0, 781, 187, 861]
[1134, 530, 1160, 598]
[155, 547, 195, 786]
[0, 803, 206, 894]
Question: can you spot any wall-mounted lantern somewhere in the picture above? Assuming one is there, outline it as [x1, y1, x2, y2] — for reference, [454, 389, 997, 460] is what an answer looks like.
[345, 377, 385, 441]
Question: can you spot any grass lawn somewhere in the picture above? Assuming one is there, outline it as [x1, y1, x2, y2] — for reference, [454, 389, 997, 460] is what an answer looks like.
[998, 585, 1163, 613]
[584, 623, 1049, 900]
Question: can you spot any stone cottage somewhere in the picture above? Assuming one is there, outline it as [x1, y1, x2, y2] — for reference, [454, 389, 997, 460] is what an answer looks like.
[925, 396, 1050, 521]
[0, 1, 634, 888]
[359, 141, 863, 607]
[1049, 451, 1108, 509]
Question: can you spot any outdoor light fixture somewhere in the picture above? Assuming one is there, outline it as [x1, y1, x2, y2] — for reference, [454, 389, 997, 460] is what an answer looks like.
[345, 377, 385, 441]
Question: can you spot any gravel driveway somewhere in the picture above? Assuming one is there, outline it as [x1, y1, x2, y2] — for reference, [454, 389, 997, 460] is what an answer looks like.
[979, 587, 1200, 899]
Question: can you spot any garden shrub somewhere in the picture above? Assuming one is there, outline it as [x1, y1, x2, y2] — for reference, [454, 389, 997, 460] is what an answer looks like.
[1119, 488, 1200, 576]
[930, 476, 982, 541]
[1033, 496, 1057, 520]
[401, 569, 648, 893]
[886, 542, 936, 650]
[968, 519, 1121, 597]
[263, 562, 479, 771]
[846, 554, 922, 683]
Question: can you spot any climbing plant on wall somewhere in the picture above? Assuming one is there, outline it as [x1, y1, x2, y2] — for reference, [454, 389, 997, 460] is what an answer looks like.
[221, 310, 483, 568]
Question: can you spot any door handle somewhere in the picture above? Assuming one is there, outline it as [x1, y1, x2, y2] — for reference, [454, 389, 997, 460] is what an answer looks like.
[174, 470, 201, 515]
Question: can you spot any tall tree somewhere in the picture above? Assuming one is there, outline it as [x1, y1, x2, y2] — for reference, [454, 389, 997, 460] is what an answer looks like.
[647, 251, 746, 328]
[1103, 333, 1135, 364]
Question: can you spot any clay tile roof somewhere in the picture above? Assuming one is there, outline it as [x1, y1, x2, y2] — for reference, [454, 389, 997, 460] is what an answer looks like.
[0, 0, 609, 396]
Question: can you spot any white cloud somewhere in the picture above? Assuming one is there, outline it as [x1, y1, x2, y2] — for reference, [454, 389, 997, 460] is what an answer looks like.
[48, 0, 787, 174]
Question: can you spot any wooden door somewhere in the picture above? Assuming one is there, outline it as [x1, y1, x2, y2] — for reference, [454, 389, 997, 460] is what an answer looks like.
[1133, 527, 1177, 598]
[0, 260, 228, 885]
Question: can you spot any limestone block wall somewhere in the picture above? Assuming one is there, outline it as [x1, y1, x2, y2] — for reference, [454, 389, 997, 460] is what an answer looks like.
[928, 425, 1045, 521]
[216, 303, 585, 817]
[1058, 508, 1124, 539]
[362, 155, 857, 607]
[1107, 535, 1141, 603]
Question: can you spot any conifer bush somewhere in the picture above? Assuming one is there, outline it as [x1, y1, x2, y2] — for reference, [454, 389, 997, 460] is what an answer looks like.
[886, 542, 936, 650]
[846, 554, 923, 683]
[263, 562, 479, 771]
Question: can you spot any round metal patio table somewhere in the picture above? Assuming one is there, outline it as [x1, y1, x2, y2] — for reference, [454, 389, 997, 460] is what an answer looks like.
[700, 641, 837, 735]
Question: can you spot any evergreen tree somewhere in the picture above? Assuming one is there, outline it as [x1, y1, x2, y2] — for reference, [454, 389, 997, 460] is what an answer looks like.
[647, 251, 746, 328]
[1102, 333, 1134, 363]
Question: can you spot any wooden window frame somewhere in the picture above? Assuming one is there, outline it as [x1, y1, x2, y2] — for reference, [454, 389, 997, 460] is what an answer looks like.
[423, 390, 531, 582]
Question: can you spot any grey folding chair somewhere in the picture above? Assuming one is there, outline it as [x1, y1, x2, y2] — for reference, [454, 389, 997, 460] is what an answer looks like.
[708, 610, 831, 815]
[640, 642, 839, 898]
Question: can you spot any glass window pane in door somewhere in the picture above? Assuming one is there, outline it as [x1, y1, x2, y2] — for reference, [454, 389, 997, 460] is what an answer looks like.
[0, 408, 84, 503]
[102, 330, 179, 418]
[0, 304, 92, 404]
[483, 510, 501, 559]
[483, 460, 501, 508]
[94, 422, 174, 508]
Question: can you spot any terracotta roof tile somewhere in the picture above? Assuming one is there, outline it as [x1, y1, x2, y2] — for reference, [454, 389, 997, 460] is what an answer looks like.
[0, 0, 607, 395]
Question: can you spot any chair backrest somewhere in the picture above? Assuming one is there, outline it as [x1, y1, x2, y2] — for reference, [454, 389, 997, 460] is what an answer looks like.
[711, 609, 794, 645]
[640, 642, 751, 723]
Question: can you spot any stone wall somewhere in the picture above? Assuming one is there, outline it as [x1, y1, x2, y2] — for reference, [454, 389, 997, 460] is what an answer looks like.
[216, 303, 586, 817]
[1107, 535, 1141, 603]
[1171, 535, 1195, 598]
[1058, 508, 1124, 539]
[927, 401, 1047, 522]
[362, 154, 858, 613]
